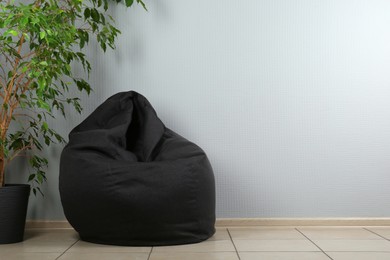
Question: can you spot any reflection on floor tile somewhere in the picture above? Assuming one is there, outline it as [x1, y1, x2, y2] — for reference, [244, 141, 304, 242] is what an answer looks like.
[149, 252, 239, 260]
[153, 240, 235, 252]
[327, 252, 390, 260]
[313, 239, 390, 251]
[365, 227, 390, 239]
[0, 241, 75, 254]
[298, 227, 382, 240]
[207, 228, 230, 241]
[66, 241, 151, 253]
[23, 229, 79, 242]
[229, 227, 306, 240]
[234, 239, 320, 252]
[58, 252, 149, 260]
[0, 252, 61, 260]
[239, 252, 331, 260]
[152, 240, 236, 252]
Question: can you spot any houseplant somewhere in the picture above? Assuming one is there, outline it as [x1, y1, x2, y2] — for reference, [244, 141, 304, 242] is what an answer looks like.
[0, 0, 146, 243]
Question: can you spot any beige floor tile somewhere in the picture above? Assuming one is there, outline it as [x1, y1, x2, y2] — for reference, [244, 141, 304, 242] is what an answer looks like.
[58, 252, 149, 260]
[24, 229, 78, 242]
[207, 228, 231, 241]
[314, 239, 390, 251]
[149, 252, 239, 260]
[66, 241, 151, 253]
[298, 227, 382, 240]
[234, 240, 320, 252]
[327, 252, 390, 260]
[0, 252, 61, 260]
[239, 252, 331, 260]
[0, 241, 75, 253]
[365, 227, 390, 239]
[229, 227, 306, 240]
[152, 240, 236, 253]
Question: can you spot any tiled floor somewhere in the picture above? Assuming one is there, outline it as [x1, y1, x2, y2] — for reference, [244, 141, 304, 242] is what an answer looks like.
[1, 226, 390, 259]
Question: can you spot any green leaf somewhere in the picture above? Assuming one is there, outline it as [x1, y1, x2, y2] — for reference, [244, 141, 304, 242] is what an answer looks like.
[84, 8, 90, 19]
[36, 187, 44, 196]
[5, 29, 18, 36]
[125, 0, 134, 7]
[31, 17, 39, 25]
[91, 22, 98, 32]
[37, 100, 51, 111]
[100, 13, 106, 25]
[38, 77, 46, 90]
[22, 33, 30, 40]
[91, 9, 99, 22]
[42, 122, 48, 131]
[80, 37, 85, 49]
[100, 41, 106, 52]
[37, 173, 43, 183]
[44, 136, 51, 146]
[54, 133, 65, 143]
[39, 31, 46, 39]
[28, 174, 36, 182]
[21, 66, 29, 73]
[75, 79, 92, 94]
[137, 0, 148, 11]
[21, 17, 29, 26]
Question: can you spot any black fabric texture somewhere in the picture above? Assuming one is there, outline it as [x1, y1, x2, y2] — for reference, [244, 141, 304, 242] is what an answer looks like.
[59, 91, 216, 246]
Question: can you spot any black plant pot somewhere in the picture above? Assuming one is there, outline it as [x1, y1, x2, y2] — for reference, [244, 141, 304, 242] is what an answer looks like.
[0, 184, 30, 244]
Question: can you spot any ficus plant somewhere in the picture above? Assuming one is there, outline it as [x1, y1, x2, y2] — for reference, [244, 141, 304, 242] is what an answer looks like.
[0, 0, 146, 195]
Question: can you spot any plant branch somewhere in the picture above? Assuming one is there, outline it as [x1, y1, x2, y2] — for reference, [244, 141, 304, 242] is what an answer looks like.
[7, 144, 33, 163]
[1, 34, 25, 137]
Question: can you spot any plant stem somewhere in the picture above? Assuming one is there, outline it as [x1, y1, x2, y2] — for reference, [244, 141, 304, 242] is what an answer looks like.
[0, 157, 4, 187]
[0, 34, 25, 187]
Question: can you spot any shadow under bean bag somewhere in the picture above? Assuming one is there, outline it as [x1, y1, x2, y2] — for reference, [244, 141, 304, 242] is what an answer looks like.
[59, 91, 216, 246]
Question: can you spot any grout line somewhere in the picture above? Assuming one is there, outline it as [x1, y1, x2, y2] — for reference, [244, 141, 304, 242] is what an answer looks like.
[55, 238, 80, 260]
[227, 228, 241, 260]
[363, 228, 390, 241]
[295, 228, 334, 260]
[147, 246, 153, 260]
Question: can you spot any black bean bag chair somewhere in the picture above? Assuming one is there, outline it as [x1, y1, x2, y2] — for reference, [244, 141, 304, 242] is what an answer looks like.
[59, 91, 216, 246]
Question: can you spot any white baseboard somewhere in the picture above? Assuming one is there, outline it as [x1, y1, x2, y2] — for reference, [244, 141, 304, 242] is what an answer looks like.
[26, 218, 390, 229]
[215, 218, 390, 227]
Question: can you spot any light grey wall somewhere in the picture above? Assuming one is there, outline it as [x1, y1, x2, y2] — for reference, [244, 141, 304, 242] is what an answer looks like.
[9, 0, 390, 220]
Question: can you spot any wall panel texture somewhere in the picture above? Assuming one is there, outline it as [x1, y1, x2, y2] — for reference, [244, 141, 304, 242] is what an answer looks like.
[9, 0, 390, 219]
